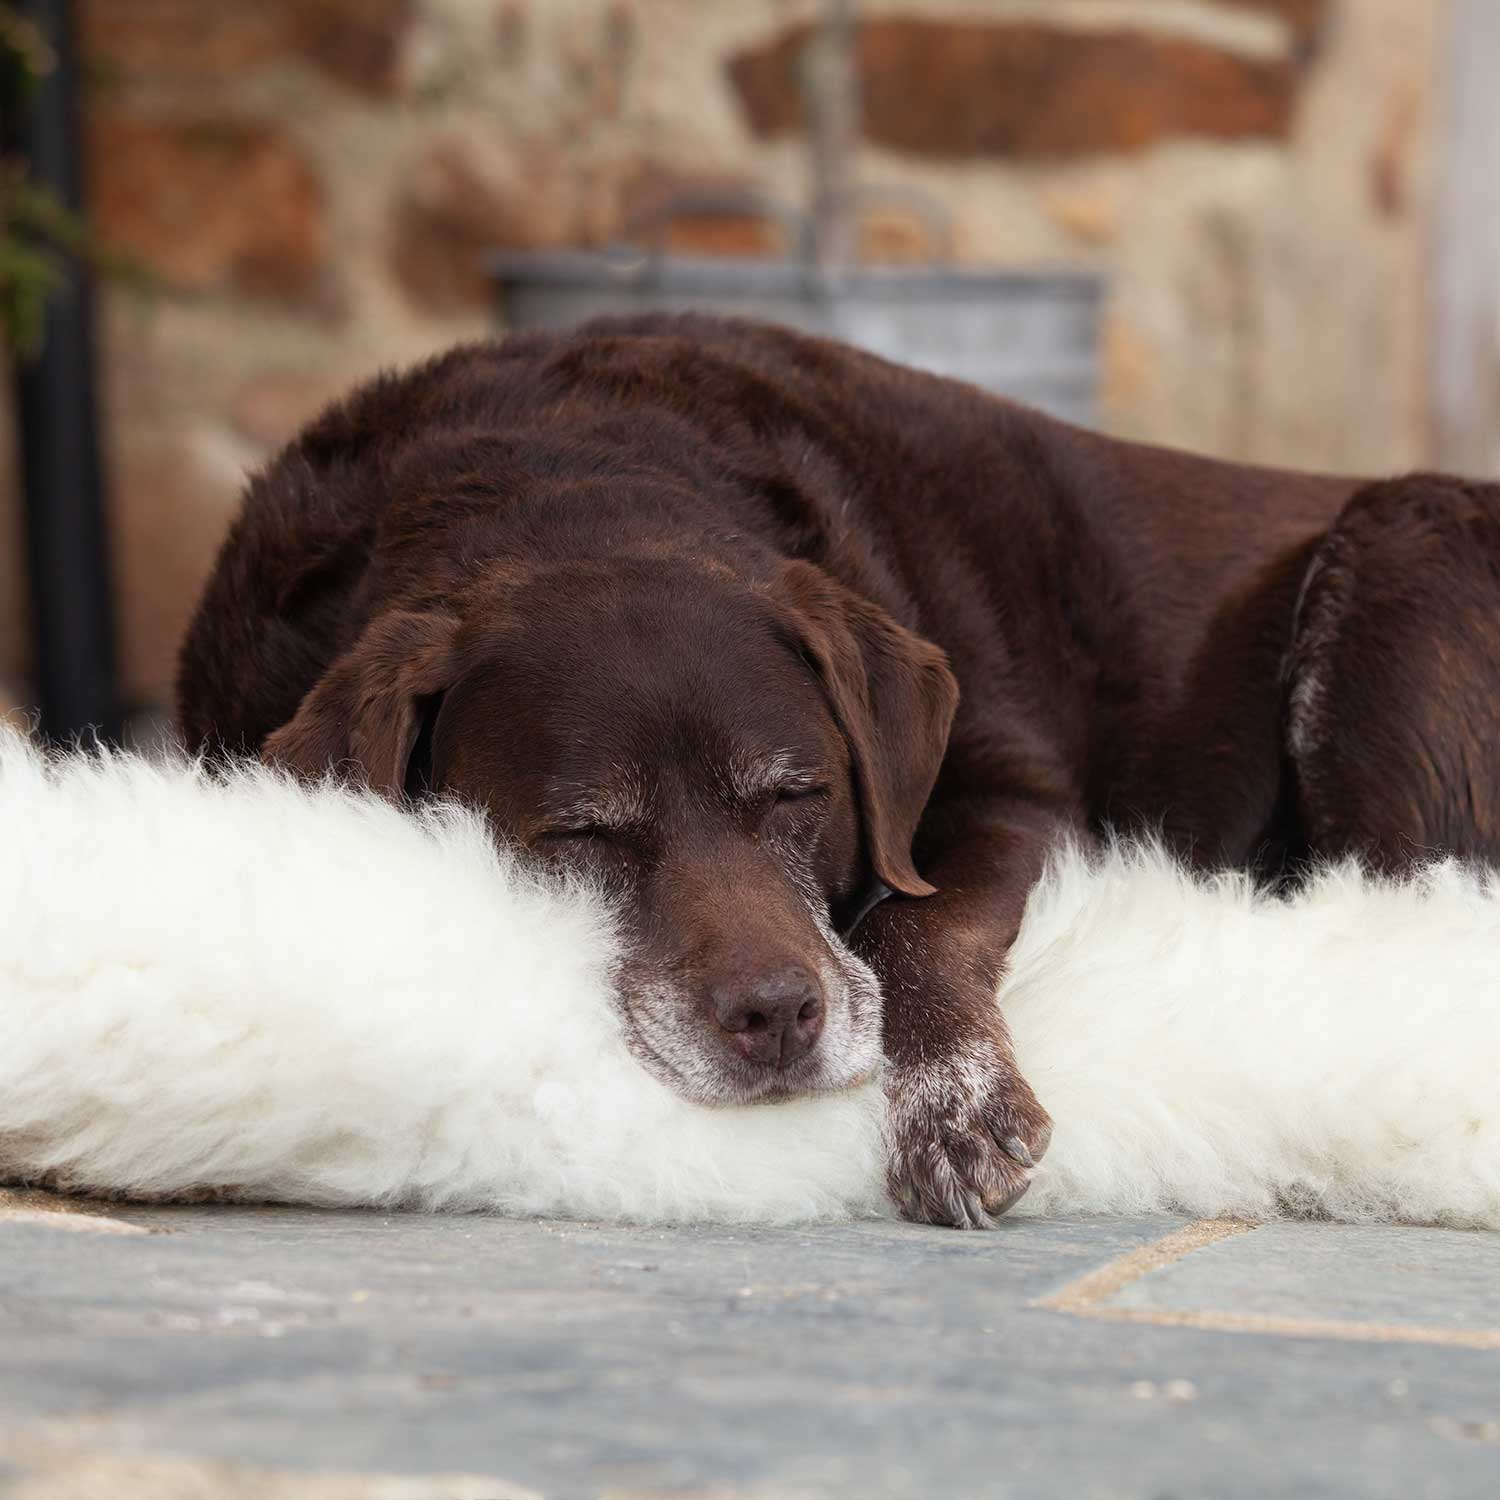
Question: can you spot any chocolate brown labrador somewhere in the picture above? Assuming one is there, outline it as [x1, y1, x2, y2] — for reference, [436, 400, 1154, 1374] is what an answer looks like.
[177, 314, 1500, 1228]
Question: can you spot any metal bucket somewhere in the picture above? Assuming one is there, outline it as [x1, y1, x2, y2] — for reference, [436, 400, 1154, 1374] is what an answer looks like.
[489, 193, 1104, 427]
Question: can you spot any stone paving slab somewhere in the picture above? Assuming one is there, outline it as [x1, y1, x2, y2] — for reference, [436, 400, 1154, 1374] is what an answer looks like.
[2, 1196, 1498, 1498]
[1099, 1221, 1500, 1347]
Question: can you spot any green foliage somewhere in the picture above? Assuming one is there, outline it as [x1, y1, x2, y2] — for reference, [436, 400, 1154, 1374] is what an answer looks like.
[2, 164, 76, 356]
[0, 2, 54, 90]
[0, 3, 130, 357]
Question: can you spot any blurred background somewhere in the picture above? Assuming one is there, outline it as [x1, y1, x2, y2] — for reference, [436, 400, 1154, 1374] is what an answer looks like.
[0, 0, 1495, 741]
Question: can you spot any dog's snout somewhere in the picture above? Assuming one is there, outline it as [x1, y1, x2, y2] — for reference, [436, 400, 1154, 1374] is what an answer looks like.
[712, 966, 826, 1068]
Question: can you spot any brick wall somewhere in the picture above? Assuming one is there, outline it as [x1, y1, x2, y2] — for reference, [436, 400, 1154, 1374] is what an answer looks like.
[0, 0, 1445, 717]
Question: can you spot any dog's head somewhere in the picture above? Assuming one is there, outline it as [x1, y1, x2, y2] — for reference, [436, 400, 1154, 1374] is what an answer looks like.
[264, 555, 957, 1104]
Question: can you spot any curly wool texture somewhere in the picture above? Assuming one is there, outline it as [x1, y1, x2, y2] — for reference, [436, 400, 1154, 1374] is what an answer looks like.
[1, 725, 1496, 1227]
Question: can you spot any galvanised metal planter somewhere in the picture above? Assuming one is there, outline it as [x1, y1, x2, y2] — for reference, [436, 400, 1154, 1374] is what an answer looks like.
[490, 247, 1104, 429]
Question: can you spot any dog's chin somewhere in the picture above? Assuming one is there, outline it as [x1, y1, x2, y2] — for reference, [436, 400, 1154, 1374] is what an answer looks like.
[704, 1051, 882, 1107]
[623, 1025, 881, 1108]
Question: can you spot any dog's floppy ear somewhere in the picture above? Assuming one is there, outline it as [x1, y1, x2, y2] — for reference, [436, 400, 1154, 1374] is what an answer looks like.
[779, 560, 958, 897]
[261, 609, 461, 797]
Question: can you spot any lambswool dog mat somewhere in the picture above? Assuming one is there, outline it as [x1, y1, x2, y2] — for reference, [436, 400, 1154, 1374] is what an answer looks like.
[2, 723, 1497, 1227]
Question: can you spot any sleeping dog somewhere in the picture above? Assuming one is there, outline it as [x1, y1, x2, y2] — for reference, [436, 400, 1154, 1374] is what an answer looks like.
[178, 314, 1500, 1228]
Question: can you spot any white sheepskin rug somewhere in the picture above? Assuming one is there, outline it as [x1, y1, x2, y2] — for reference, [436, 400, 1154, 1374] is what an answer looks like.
[2, 724, 1497, 1228]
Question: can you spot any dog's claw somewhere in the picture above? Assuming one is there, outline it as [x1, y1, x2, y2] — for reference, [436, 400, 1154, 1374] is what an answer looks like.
[885, 1052, 1052, 1229]
[983, 1179, 1032, 1217]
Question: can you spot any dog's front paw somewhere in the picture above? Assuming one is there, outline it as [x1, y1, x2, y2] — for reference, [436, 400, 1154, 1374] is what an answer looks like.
[884, 1043, 1052, 1229]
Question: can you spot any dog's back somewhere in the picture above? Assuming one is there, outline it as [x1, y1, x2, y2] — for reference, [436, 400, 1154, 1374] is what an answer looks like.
[180, 312, 1351, 880]
[179, 316, 1022, 754]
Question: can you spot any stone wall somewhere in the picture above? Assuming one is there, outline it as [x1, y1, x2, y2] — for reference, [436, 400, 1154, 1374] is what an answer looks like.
[0, 0, 1447, 716]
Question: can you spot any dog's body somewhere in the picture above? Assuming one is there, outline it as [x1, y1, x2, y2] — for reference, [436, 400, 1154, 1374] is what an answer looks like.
[179, 314, 1500, 1227]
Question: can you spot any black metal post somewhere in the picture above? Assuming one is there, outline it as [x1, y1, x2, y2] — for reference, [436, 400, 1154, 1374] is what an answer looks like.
[2, 0, 122, 744]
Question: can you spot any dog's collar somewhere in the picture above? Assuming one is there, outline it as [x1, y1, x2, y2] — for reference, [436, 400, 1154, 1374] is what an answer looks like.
[841, 880, 893, 939]
[403, 692, 445, 802]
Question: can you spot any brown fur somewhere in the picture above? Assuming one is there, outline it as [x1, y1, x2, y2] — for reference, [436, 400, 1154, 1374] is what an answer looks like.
[178, 314, 1500, 1228]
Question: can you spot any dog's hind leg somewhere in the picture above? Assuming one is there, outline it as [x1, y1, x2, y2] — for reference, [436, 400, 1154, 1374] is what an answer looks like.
[1285, 474, 1500, 870]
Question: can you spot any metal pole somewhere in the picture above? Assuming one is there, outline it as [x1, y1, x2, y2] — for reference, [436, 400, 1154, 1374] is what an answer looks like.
[2, 0, 122, 744]
[808, 0, 860, 271]
[1430, 0, 1500, 476]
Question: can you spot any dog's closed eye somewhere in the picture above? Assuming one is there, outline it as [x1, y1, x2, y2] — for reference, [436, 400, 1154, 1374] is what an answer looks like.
[536, 825, 618, 844]
[531, 824, 645, 872]
[773, 784, 829, 804]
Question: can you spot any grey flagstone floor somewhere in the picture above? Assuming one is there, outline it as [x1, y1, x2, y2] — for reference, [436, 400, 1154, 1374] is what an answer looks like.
[2, 1191, 1498, 1498]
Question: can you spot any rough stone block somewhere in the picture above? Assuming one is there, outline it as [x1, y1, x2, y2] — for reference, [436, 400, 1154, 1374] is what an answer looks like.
[391, 139, 571, 313]
[80, 0, 415, 96]
[88, 115, 328, 301]
[728, 19, 1300, 160]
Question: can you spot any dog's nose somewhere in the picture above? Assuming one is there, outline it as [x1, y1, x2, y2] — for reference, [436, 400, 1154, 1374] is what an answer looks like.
[712, 967, 826, 1068]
